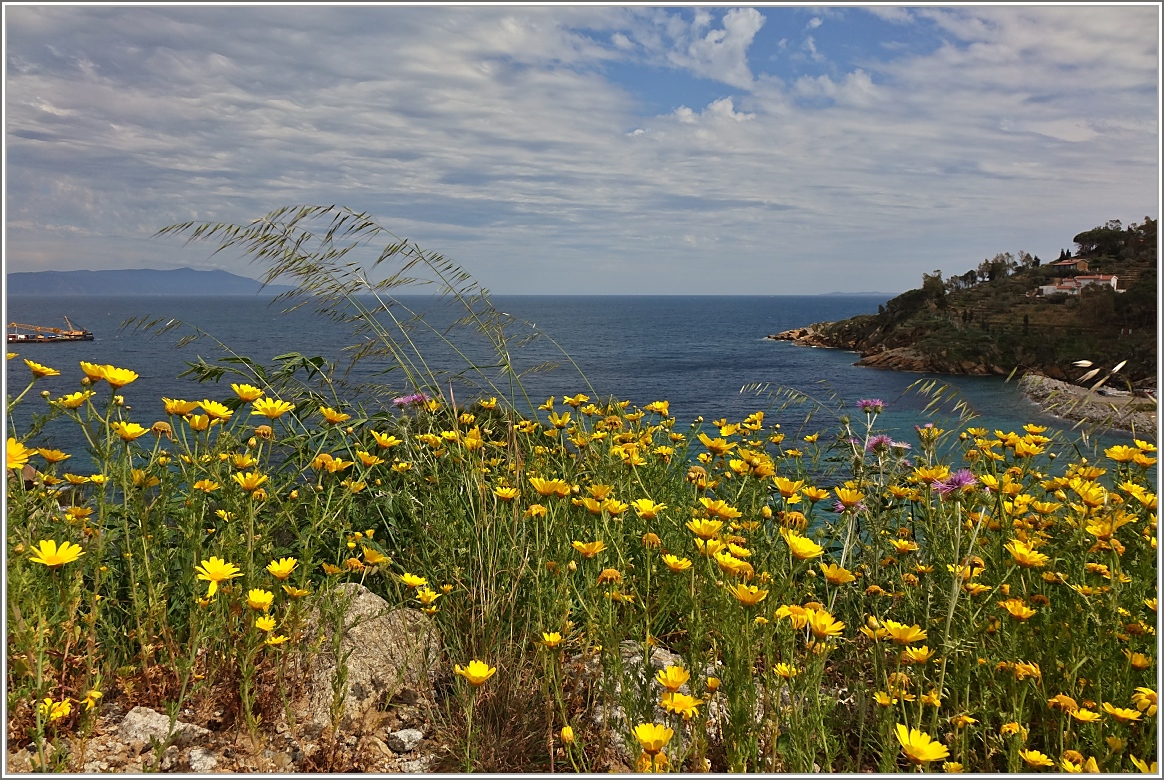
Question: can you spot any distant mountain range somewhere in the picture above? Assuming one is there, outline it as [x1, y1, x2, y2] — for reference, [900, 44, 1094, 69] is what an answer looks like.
[6, 268, 296, 296]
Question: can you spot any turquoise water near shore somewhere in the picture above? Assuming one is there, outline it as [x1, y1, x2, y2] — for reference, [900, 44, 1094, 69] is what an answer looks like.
[5, 294, 1139, 464]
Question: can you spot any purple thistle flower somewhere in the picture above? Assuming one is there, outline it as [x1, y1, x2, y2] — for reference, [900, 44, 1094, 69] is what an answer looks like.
[393, 392, 431, 408]
[857, 399, 886, 414]
[890, 440, 912, 450]
[866, 434, 894, 453]
[934, 468, 977, 497]
[833, 499, 869, 514]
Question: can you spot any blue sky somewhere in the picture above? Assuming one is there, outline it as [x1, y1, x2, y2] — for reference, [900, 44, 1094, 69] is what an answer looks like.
[4, 5, 1160, 294]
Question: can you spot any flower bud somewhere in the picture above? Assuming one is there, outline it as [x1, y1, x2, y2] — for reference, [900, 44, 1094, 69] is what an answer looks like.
[560, 726, 575, 745]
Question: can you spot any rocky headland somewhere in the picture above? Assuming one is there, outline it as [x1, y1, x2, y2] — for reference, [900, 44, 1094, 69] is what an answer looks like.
[767, 217, 1159, 434]
[767, 325, 1012, 376]
[770, 218, 1157, 396]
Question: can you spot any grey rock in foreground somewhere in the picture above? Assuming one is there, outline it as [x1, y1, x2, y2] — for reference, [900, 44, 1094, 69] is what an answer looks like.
[385, 728, 425, 753]
[186, 746, 219, 773]
[567, 641, 695, 765]
[118, 706, 210, 749]
[305, 582, 440, 729]
[158, 745, 180, 771]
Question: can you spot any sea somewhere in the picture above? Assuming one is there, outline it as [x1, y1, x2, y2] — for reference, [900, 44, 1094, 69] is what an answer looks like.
[4, 294, 1143, 467]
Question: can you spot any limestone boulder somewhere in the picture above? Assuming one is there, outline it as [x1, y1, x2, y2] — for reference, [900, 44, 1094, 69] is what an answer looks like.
[118, 706, 210, 749]
[303, 583, 439, 730]
[566, 641, 706, 765]
[385, 728, 425, 754]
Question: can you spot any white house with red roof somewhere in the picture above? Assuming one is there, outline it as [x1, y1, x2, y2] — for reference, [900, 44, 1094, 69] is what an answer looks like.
[1037, 274, 1120, 297]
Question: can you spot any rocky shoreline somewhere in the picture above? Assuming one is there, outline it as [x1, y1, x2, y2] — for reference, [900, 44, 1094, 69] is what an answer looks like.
[767, 325, 1011, 375]
[1018, 374, 1157, 435]
[768, 326, 1158, 434]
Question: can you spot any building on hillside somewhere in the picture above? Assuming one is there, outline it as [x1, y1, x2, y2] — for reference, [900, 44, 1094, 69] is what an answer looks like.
[1035, 274, 1120, 297]
[1050, 258, 1089, 274]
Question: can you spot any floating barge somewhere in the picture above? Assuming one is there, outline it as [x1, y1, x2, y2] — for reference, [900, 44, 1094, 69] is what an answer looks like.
[8, 317, 94, 343]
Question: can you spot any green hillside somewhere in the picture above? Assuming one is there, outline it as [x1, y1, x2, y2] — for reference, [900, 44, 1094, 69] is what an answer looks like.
[812, 217, 1157, 384]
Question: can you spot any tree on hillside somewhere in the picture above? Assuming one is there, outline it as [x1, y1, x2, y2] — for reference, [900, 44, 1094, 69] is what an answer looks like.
[944, 269, 979, 293]
[977, 252, 1016, 282]
[1126, 217, 1157, 261]
[922, 269, 945, 300]
[1073, 220, 1125, 257]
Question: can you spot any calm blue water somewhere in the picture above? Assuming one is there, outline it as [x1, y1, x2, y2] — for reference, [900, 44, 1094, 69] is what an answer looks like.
[5, 294, 1141, 462]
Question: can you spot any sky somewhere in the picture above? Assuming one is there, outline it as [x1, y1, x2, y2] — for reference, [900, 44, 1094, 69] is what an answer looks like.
[4, 4, 1160, 294]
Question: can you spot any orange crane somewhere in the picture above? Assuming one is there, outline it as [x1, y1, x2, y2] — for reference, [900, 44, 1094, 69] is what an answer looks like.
[8, 318, 94, 342]
[10, 322, 67, 334]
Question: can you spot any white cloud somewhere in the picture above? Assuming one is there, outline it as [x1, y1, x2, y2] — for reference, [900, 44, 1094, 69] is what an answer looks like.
[629, 7, 766, 89]
[915, 6, 1156, 77]
[673, 97, 755, 124]
[806, 17, 823, 30]
[793, 69, 878, 108]
[802, 35, 825, 63]
[1002, 119, 1100, 144]
[864, 7, 914, 25]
